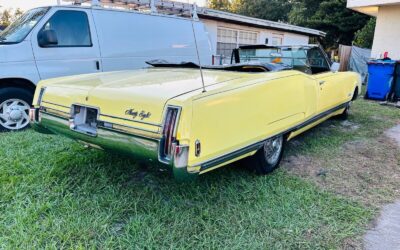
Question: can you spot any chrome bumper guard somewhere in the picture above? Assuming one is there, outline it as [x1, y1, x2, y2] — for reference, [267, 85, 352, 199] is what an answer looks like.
[30, 108, 197, 180]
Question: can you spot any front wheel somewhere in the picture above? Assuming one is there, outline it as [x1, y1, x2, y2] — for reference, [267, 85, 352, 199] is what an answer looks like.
[0, 87, 33, 132]
[246, 135, 285, 175]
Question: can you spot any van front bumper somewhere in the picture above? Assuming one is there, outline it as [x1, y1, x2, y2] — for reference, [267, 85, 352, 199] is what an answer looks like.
[29, 108, 197, 181]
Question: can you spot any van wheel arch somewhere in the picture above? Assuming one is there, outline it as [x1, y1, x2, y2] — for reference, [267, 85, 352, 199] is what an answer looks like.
[0, 79, 36, 131]
[0, 78, 36, 94]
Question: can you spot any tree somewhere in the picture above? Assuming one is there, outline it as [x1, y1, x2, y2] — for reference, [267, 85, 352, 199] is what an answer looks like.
[207, 0, 231, 11]
[230, 0, 292, 22]
[288, 0, 370, 48]
[0, 8, 24, 27]
[0, 9, 12, 27]
[353, 18, 376, 48]
[206, 0, 371, 49]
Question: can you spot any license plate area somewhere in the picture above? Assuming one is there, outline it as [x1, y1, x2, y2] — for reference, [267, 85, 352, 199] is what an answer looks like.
[70, 105, 99, 137]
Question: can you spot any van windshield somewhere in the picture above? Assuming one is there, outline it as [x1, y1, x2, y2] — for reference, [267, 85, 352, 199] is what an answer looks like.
[0, 7, 49, 44]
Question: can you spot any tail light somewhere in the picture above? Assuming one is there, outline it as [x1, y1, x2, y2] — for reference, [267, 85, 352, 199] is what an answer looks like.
[161, 106, 181, 160]
[37, 87, 46, 105]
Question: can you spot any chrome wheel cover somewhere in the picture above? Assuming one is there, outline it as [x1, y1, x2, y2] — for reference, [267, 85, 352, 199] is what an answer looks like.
[263, 136, 283, 165]
[0, 99, 30, 130]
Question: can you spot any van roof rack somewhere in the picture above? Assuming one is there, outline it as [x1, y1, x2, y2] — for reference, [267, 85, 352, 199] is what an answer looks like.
[64, 0, 199, 19]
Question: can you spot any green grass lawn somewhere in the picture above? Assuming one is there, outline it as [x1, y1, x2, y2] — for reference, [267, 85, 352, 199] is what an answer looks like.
[1, 98, 399, 249]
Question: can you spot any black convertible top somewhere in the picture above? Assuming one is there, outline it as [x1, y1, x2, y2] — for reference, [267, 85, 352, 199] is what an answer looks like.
[146, 60, 292, 73]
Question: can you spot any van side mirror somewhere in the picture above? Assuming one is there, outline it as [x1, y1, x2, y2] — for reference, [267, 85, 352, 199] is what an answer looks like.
[38, 29, 58, 47]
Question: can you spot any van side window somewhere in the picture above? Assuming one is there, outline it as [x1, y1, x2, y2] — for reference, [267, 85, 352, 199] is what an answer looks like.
[39, 10, 92, 47]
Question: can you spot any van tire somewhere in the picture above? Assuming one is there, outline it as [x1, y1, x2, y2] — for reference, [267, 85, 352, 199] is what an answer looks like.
[0, 87, 33, 132]
[246, 135, 285, 175]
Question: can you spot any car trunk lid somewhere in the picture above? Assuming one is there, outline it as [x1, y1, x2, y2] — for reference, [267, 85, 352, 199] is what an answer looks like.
[41, 68, 243, 128]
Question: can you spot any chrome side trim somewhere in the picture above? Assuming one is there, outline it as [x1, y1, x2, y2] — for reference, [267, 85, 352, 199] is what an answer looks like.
[100, 113, 162, 127]
[98, 123, 162, 141]
[41, 101, 70, 109]
[197, 101, 349, 172]
[41, 108, 70, 119]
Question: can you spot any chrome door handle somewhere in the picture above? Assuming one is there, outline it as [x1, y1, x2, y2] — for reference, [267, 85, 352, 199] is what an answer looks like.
[319, 80, 326, 85]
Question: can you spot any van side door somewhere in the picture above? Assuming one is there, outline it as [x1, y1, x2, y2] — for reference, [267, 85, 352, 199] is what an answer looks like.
[31, 8, 101, 80]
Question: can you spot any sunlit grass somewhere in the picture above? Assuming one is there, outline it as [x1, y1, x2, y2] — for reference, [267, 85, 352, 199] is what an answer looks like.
[1, 97, 399, 248]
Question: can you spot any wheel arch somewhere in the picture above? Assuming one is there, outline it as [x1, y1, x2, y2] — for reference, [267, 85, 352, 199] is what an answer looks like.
[352, 86, 359, 101]
[0, 78, 37, 94]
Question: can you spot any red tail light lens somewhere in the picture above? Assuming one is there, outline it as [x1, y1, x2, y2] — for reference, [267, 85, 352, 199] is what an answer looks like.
[162, 107, 180, 160]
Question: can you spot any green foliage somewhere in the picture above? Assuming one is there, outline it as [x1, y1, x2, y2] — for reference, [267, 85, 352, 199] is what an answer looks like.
[288, 0, 370, 48]
[0, 8, 24, 27]
[207, 0, 231, 11]
[354, 18, 376, 49]
[230, 0, 292, 22]
[206, 0, 371, 49]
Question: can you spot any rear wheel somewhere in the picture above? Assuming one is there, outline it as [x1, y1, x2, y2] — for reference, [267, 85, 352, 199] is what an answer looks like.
[337, 88, 358, 120]
[337, 102, 351, 120]
[0, 87, 33, 132]
[247, 135, 285, 175]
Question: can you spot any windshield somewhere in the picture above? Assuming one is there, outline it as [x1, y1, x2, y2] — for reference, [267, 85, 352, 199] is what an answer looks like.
[0, 7, 49, 44]
[237, 46, 331, 74]
[238, 47, 312, 67]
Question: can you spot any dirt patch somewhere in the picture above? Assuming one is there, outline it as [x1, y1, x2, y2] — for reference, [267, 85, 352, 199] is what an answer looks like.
[385, 125, 400, 147]
[340, 120, 361, 131]
[282, 136, 400, 207]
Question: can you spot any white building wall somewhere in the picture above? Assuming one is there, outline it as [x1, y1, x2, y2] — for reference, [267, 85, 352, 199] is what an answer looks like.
[201, 18, 310, 57]
[282, 32, 309, 45]
[371, 5, 400, 59]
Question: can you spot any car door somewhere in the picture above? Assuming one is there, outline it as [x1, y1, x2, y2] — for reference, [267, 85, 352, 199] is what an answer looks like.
[308, 48, 345, 113]
[31, 8, 101, 80]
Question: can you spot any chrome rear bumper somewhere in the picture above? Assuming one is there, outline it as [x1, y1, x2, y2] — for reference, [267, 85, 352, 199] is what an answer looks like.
[30, 108, 196, 180]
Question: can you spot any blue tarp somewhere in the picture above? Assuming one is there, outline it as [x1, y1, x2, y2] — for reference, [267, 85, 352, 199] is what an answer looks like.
[348, 46, 372, 84]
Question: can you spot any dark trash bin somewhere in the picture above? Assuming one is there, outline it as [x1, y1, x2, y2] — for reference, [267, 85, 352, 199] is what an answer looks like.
[393, 62, 400, 101]
[366, 60, 397, 101]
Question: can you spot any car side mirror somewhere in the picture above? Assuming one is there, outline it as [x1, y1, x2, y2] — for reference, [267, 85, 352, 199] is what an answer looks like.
[331, 62, 340, 72]
[38, 29, 58, 47]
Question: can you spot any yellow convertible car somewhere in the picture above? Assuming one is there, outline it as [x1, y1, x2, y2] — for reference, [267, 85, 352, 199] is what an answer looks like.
[30, 45, 361, 180]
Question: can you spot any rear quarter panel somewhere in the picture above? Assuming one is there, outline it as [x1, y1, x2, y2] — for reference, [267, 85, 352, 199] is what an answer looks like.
[186, 71, 318, 168]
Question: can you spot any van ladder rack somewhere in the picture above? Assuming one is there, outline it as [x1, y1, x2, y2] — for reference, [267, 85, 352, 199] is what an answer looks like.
[64, 0, 199, 18]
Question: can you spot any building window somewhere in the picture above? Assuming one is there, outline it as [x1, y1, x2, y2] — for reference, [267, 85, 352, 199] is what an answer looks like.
[271, 34, 283, 46]
[216, 28, 258, 63]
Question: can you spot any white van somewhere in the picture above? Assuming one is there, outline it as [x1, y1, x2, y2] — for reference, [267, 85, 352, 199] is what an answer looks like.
[0, 5, 213, 131]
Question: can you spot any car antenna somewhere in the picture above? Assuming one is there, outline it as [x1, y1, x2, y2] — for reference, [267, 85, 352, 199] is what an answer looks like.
[191, 3, 206, 93]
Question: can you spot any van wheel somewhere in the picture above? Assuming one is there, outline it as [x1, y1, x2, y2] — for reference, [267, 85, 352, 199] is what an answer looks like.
[0, 87, 33, 132]
[247, 135, 285, 175]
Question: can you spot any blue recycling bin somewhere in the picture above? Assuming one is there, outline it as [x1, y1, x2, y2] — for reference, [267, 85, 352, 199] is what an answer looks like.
[366, 60, 397, 101]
